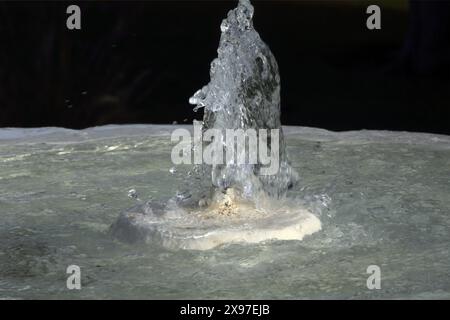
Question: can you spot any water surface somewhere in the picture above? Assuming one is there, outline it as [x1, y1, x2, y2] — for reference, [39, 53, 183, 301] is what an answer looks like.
[0, 125, 449, 299]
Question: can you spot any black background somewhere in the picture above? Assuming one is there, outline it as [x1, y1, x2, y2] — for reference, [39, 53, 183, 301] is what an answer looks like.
[0, 299, 447, 317]
[0, 0, 449, 134]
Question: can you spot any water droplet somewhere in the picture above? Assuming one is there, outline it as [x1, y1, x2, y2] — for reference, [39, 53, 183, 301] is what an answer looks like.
[176, 191, 191, 201]
[128, 189, 139, 200]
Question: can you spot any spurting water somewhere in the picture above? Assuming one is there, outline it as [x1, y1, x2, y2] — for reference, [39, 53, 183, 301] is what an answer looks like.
[110, 0, 322, 249]
[188, 0, 295, 199]
[1, 0, 450, 301]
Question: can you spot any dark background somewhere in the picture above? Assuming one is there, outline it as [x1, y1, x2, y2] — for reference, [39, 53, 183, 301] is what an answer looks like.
[0, 0, 449, 134]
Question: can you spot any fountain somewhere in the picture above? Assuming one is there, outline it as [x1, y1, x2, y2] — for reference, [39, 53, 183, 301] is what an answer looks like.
[2, 0, 450, 300]
[188, 0, 295, 199]
[110, 0, 322, 250]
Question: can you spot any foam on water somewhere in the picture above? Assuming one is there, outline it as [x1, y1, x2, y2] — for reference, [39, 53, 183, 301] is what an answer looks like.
[111, 190, 321, 250]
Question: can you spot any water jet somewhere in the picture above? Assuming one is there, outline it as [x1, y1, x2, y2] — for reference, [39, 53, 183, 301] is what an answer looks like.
[111, 0, 321, 249]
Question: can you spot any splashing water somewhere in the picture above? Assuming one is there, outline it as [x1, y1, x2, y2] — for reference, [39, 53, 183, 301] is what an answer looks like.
[1, 0, 450, 300]
[188, 0, 295, 200]
[111, 0, 321, 249]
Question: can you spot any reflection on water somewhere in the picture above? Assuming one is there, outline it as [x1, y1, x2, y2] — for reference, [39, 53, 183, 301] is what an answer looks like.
[0, 125, 449, 299]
